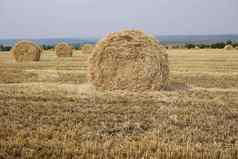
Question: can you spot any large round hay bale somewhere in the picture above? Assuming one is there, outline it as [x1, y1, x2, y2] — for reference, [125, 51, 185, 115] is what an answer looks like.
[55, 42, 73, 57]
[235, 46, 238, 50]
[11, 41, 42, 62]
[81, 44, 94, 54]
[224, 45, 233, 50]
[88, 30, 169, 92]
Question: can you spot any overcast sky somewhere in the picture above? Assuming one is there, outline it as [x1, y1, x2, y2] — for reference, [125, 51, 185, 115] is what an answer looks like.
[0, 0, 238, 38]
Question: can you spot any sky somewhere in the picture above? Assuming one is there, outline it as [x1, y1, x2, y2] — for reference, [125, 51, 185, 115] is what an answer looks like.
[0, 0, 238, 38]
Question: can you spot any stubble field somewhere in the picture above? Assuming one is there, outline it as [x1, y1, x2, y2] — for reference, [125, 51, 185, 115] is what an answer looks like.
[0, 49, 238, 159]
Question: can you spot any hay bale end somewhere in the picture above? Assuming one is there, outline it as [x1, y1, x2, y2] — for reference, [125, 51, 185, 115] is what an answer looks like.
[88, 30, 169, 92]
[55, 42, 73, 57]
[224, 45, 233, 50]
[11, 41, 42, 62]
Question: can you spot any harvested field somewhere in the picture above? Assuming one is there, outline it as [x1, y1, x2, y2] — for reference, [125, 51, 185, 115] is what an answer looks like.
[0, 49, 238, 159]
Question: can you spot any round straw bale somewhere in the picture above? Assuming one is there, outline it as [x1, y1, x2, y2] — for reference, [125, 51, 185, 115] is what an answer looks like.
[194, 46, 200, 50]
[11, 41, 42, 62]
[235, 46, 238, 50]
[224, 45, 233, 50]
[88, 30, 169, 92]
[55, 42, 73, 57]
[81, 44, 94, 54]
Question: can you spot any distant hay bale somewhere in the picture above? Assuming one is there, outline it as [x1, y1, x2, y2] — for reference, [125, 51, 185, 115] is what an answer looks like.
[235, 46, 238, 50]
[55, 42, 73, 57]
[195, 46, 200, 50]
[88, 30, 169, 92]
[81, 44, 94, 54]
[224, 45, 233, 50]
[11, 41, 42, 62]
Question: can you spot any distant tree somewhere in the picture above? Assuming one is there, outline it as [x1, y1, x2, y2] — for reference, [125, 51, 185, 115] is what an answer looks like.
[0, 45, 11, 51]
[232, 43, 238, 48]
[4, 46, 11, 51]
[0, 44, 3, 51]
[74, 45, 81, 50]
[185, 43, 195, 49]
[211, 42, 226, 49]
[72, 43, 82, 50]
[42, 45, 46, 50]
[197, 44, 210, 49]
[42, 44, 54, 50]
[226, 40, 232, 45]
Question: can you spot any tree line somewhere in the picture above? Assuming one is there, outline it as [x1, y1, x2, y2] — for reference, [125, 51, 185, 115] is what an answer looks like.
[1, 40, 238, 51]
[0, 45, 12, 51]
[184, 40, 238, 49]
[0, 43, 85, 51]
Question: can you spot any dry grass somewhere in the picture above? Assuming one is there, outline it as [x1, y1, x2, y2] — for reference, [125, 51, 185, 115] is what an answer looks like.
[0, 49, 238, 159]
